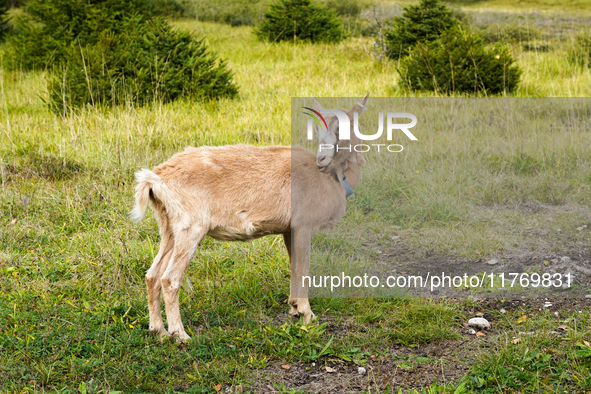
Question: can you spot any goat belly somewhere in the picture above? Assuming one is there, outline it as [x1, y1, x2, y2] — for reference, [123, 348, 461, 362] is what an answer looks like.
[207, 226, 280, 241]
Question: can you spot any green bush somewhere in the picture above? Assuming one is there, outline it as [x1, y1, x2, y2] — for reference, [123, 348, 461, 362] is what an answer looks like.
[5, 0, 153, 71]
[568, 32, 591, 67]
[398, 27, 521, 95]
[384, 0, 460, 60]
[255, 0, 345, 43]
[0, 2, 9, 42]
[48, 17, 238, 112]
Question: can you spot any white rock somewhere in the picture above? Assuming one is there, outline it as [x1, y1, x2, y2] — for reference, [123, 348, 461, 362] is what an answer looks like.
[585, 294, 591, 299]
[392, 236, 400, 240]
[357, 367, 366, 375]
[561, 256, 571, 263]
[500, 309, 507, 314]
[544, 303, 552, 308]
[468, 317, 491, 330]
[487, 259, 499, 265]
[468, 328, 476, 335]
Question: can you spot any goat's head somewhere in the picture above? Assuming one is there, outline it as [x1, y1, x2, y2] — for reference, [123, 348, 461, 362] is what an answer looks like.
[312, 93, 369, 174]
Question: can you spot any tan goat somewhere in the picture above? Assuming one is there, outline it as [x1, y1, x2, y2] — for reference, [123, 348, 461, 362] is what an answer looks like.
[131, 95, 369, 340]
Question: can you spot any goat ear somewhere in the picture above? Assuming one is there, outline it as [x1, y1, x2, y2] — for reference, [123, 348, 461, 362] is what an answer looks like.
[312, 97, 326, 112]
[350, 92, 369, 115]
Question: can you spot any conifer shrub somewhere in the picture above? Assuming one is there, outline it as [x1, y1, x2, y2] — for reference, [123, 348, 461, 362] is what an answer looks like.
[48, 17, 238, 112]
[384, 0, 460, 60]
[255, 0, 344, 43]
[0, 2, 10, 42]
[6, 0, 153, 71]
[398, 27, 521, 95]
[6, 0, 238, 110]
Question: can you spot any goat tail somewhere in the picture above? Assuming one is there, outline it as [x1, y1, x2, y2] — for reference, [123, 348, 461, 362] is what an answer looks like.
[130, 169, 170, 222]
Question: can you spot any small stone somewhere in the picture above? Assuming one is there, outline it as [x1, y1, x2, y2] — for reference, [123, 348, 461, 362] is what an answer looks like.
[577, 226, 586, 231]
[392, 236, 400, 240]
[585, 294, 591, 299]
[476, 331, 486, 337]
[487, 259, 499, 266]
[500, 309, 507, 314]
[561, 256, 571, 263]
[468, 317, 491, 330]
[544, 302, 552, 308]
[468, 328, 476, 335]
[357, 367, 366, 375]
[325, 366, 336, 373]
[554, 312, 559, 317]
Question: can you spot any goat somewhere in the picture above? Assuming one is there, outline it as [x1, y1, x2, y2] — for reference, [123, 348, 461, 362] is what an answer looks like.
[131, 94, 369, 340]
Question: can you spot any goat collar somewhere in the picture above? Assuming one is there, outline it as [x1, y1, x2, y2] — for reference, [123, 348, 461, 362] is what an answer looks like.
[333, 168, 356, 202]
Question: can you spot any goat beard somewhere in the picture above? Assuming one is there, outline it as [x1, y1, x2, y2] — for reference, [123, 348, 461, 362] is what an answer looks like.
[322, 152, 363, 176]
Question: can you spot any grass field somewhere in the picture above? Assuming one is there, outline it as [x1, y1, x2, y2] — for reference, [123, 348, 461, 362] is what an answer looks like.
[2, 4, 591, 393]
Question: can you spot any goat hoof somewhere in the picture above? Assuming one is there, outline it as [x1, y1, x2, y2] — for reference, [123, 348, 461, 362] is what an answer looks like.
[149, 326, 170, 337]
[170, 330, 191, 342]
[302, 312, 317, 325]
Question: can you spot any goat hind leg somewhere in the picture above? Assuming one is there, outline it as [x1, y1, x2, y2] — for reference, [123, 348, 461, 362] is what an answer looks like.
[161, 226, 205, 341]
[146, 229, 174, 337]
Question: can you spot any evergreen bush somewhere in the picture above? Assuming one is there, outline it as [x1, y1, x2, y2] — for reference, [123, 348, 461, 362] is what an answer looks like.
[255, 0, 344, 43]
[6, 0, 238, 110]
[384, 0, 460, 60]
[398, 27, 521, 95]
[48, 17, 238, 112]
[6, 0, 153, 70]
[0, 2, 10, 42]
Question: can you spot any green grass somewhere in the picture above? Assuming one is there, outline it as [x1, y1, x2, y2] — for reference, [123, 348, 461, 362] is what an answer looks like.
[2, 15, 591, 393]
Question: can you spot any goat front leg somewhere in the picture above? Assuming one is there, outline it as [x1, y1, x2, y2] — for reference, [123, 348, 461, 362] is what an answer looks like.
[283, 232, 298, 316]
[288, 229, 316, 324]
[161, 227, 204, 341]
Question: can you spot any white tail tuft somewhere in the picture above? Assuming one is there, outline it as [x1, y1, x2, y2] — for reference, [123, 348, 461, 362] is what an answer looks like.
[130, 169, 162, 222]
